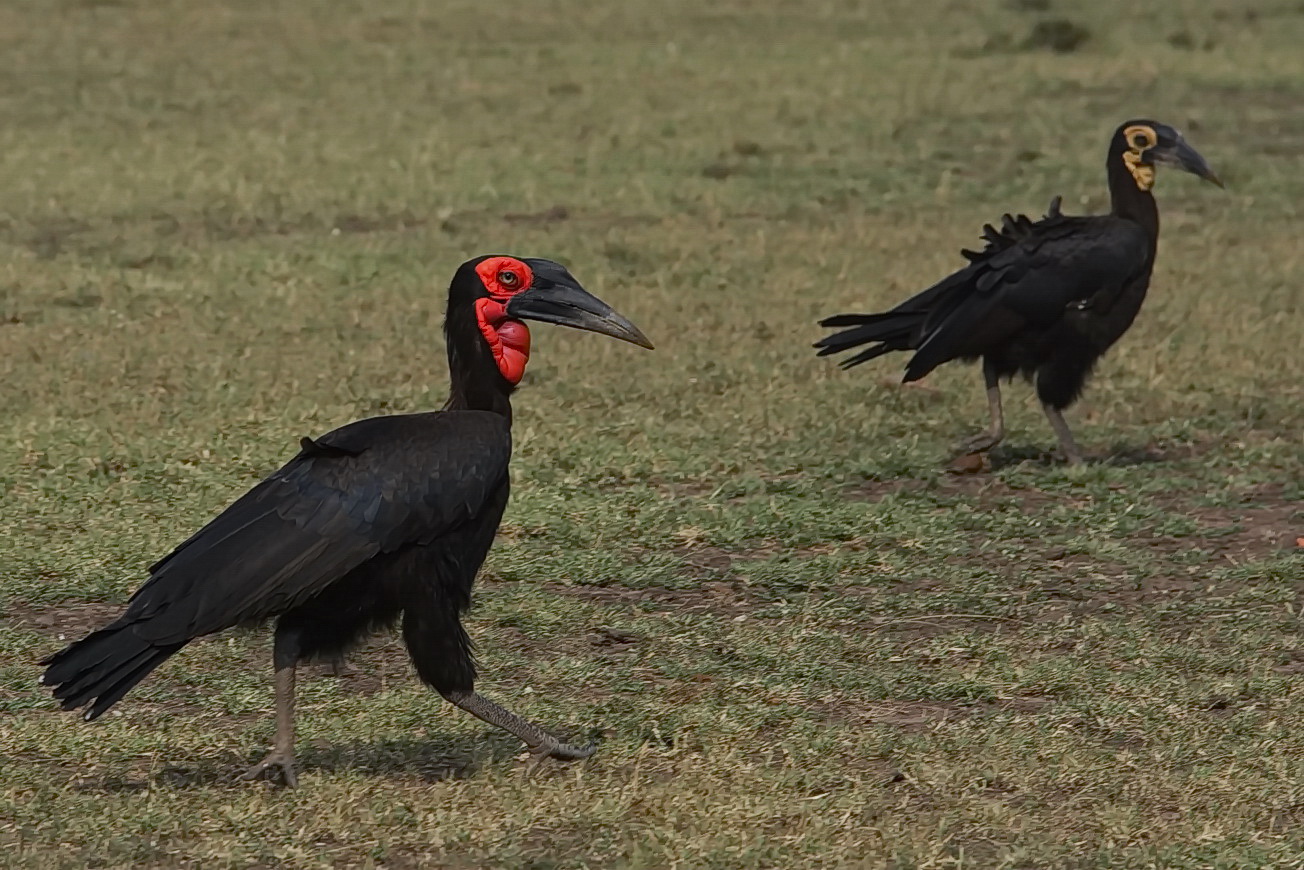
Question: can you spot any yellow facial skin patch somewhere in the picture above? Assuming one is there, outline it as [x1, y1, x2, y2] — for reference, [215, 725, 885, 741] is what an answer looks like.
[1121, 124, 1158, 191]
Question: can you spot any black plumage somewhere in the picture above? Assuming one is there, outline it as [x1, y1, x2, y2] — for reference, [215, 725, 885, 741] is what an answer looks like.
[41, 255, 653, 786]
[815, 120, 1221, 463]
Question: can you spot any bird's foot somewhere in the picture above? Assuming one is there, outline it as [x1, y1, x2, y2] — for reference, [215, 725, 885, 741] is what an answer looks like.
[529, 737, 597, 763]
[242, 750, 299, 787]
[1058, 448, 1085, 466]
[956, 430, 1002, 455]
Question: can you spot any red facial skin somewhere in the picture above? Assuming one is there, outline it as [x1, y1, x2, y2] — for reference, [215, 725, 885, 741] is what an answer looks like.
[473, 257, 534, 385]
[475, 298, 531, 384]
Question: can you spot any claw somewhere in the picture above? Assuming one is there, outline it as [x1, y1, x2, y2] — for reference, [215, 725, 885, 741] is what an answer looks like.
[242, 751, 299, 787]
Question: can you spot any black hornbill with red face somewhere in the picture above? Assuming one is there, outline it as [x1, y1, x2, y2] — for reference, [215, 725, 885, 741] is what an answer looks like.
[815, 120, 1221, 463]
[40, 255, 653, 786]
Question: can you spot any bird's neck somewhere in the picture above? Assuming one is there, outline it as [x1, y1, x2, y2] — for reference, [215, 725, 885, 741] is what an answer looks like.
[1107, 155, 1160, 252]
[443, 301, 520, 421]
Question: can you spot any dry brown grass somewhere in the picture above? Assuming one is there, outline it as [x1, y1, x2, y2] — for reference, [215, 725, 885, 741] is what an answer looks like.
[2, 0, 1302, 866]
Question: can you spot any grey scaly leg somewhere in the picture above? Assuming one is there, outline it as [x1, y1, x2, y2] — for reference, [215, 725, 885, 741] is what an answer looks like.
[1042, 402, 1085, 465]
[439, 689, 595, 761]
[957, 358, 1005, 454]
[325, 655, 357, 677]
[243, 626, 301, 786]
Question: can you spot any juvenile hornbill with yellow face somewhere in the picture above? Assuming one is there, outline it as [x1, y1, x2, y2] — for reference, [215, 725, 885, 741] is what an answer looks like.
[815, 120, 1221, 463]
[40, 255, 653, 786]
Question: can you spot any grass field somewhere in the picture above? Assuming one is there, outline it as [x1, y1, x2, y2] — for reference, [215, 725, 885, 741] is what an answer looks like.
[2, 0, 1303, 866]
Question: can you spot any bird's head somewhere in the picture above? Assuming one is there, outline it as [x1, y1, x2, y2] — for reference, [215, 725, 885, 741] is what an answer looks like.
[1111, 120, 1222, 192]
[454, 255, 653, 385]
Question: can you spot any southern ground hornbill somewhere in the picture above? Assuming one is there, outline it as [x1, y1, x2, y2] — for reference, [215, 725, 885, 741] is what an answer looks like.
[40, 255, 653, 786]
[815, 120, 1221, 464]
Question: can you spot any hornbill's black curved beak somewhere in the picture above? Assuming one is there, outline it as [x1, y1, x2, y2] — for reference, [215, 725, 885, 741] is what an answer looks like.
[508, 259, 654, 349]
[1154, 136, 1223, 188]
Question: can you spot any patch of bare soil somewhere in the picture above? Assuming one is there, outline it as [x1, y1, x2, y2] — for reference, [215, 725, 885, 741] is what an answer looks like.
[11, 599, 271, 658]
[865, 611, 1023, 641]
[1272, 650, 1304, 675]
[853, 473, 1298, 564]
[4, 208, 432, 257]
[848, 441, 1218, 502]
[502, 205, 571, 225]
[844, 473, 1067, 509]
[2, 206, 665, 261]
[675, 544, 737, 573]
[814, 694, 1052, 732]
[6, 600, 125, 639]
[538, 578, 759, 617]
[1144, 483, 1301, 560]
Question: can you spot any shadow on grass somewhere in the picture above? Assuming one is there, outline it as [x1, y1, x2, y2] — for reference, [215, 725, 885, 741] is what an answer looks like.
[62, 733, 529, 792]
[985, 442, 1168, 470]
[1099, 443, 1172, 467]
[984, 444, 1059, 470]
[292, 733, 520, 782]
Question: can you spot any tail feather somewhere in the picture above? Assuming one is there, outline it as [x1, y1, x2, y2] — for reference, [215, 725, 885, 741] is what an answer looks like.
[838, 341, 902, 369]
[814, 273, 969, 368]
[818, 312, 892, 329]
[41, 622, 186, 720]
[83, 647, 180, 720]
[813, 310, 928, 369]
[54, 645, 155, 710]
[816, 196, 1064, 378]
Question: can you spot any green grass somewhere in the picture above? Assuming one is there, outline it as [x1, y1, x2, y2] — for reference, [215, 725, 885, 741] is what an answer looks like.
[2, 0, 1303, 866]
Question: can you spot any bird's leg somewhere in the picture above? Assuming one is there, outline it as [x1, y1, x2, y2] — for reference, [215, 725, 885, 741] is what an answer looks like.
[1041, 402, 1084, 465]
[243, 626, 301, 787]
[439, 689, 596, 761]
[957, 359, 1005, 454]
[324, 655, 357, 677]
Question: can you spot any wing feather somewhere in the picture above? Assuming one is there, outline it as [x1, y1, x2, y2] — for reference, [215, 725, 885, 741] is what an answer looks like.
[122, 410, 511, 641]
[904, 216, 1150, 379]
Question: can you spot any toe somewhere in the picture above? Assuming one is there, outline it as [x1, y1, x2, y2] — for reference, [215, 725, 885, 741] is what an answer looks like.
[242, 755, 298, 786]
[544, 741, 597, 762]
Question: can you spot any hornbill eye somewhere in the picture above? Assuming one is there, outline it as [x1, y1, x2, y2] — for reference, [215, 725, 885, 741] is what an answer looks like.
[1129, 129, 1155, 150]
[497, 270, 520, 290]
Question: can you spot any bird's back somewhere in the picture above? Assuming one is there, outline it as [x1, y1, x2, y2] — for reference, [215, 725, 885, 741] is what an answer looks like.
[817, 198, 1154, 381]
